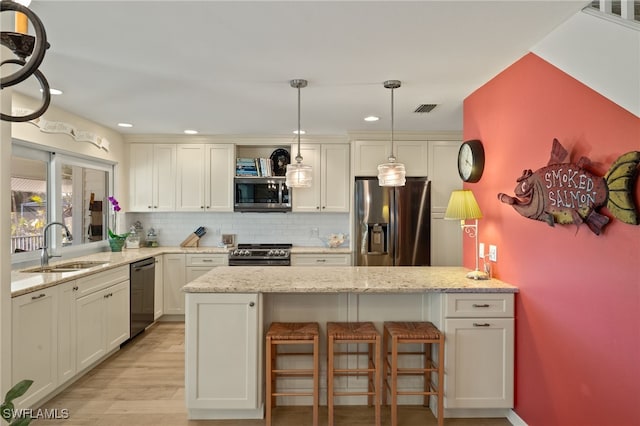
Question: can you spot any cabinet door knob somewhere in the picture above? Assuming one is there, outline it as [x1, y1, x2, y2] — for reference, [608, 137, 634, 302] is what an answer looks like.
[322, 206, 325, 209]
[73, 286, 79, 291]
[473, 323, 491, 327]
[148, 205, 152, 209]
[249, 301, 255, 307]
[200, 206, 204, 209]
[316, 206, 320, 210]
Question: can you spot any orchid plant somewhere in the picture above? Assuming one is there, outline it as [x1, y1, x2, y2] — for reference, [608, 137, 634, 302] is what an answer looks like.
[107, 196, 128, 239]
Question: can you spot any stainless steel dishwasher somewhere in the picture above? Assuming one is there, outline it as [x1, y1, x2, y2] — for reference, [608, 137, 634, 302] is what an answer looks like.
[130, 257, 155, 339]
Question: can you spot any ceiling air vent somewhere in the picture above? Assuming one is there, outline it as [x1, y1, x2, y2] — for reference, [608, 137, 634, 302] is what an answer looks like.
[414, 104, 437, 113]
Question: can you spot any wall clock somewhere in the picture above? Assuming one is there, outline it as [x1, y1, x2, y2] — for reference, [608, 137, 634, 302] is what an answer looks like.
[458, 139, 485, 183]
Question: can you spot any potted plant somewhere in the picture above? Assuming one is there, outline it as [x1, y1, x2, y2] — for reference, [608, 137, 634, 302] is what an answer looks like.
[1, 380, 33, 425]
[107, 196, 128, 252]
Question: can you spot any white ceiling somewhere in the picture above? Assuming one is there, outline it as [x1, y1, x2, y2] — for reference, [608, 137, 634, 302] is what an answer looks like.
[13, 1, 588, 137]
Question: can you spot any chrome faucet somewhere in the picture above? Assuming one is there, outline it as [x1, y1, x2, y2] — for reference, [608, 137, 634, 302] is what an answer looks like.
[41, 221, 73, 268]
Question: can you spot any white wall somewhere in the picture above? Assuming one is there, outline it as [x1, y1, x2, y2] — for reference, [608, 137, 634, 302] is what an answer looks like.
[532, 10, 640, 117]
[11, 92, 128, 205]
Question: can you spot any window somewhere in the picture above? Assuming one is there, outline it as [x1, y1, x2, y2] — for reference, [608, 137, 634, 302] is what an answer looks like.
[11, 146, 49, 253]
[11, 142, 114, 259]
[55, 155, 110, 246]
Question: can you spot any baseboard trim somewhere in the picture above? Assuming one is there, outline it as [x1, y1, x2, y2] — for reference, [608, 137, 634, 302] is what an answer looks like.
[507, 409, 528, 426]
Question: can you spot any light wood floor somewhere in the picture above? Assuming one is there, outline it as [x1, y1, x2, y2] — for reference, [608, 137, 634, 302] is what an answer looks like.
[35, 322, 511, 426]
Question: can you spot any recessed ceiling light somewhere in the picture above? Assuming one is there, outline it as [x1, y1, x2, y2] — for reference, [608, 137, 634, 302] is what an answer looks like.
[364, 116, 380, 122]
[117, 123, 133, 128]
[40, 88, 63, 95]
[293, 130, 306, 135]
[184, 129, 198, 135]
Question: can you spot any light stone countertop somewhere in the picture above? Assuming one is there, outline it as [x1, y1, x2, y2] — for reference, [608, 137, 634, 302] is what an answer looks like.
[10, 246, 351, 297]
[290, 247, 351, 254]
[182, 266, 518, 294]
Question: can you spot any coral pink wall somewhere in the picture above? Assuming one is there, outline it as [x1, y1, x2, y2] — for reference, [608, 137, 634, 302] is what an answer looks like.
[463, 53, 640, 426]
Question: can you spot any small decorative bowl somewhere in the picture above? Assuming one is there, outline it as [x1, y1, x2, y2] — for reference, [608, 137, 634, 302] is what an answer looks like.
[324, 233, 348, 248]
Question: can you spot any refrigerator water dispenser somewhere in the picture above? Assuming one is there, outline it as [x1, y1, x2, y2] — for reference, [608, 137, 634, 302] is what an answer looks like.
[367, 223, 388, 254]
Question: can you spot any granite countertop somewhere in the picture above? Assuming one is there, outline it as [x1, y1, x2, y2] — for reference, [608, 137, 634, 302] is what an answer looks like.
[290, 247, 351, 254]
[10, 245, 351, 297]
[182, 266, 518, 294]
[10, 246, 228, 297]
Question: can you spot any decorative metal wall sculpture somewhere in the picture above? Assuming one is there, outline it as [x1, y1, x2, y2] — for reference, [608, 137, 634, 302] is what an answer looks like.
[498, 138, 640, 235]
[1, 0, 51, 122]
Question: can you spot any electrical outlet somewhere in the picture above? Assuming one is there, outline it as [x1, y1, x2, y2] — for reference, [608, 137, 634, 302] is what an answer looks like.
[310, 227, 319, 238]
[489, 245, 497, 262]
[479, 242, 485, 258]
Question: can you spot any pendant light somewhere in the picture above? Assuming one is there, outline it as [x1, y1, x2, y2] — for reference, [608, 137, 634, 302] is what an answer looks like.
[285, 79, 312, 188]
[377, 80, 406, 186]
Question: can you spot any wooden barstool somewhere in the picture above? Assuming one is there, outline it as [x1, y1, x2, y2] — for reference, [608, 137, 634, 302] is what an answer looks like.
[383, 321, 444, 426]
[265, 322, 320, 426]
[327, 322, 381, 426]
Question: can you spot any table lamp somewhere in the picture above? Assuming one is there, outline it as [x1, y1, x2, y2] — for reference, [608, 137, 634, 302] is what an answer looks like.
[444, 189, 489, 280]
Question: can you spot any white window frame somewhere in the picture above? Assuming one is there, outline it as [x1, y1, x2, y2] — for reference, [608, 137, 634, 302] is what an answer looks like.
[11, 141, 115, 266]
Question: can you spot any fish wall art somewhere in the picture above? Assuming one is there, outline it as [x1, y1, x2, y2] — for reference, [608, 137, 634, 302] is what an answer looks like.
[497, 139, 640, 235]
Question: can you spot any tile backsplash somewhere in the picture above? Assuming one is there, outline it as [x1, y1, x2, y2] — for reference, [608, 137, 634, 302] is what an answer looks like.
[127, 212, 350, 247]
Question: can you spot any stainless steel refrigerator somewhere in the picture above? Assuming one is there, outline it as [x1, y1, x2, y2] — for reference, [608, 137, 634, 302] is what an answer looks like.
[355, 177, 431, 266]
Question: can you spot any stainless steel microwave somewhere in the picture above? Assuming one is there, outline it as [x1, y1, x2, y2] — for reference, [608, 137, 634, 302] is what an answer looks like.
[234, 177, 291, 212]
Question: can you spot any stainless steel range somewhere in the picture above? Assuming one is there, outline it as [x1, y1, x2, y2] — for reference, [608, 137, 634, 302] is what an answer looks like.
[228, 243, 292, 266]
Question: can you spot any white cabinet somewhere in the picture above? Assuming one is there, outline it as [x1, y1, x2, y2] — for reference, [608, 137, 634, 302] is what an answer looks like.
[206, 144, 235, 211]
[57, 280, 78, 385]
[353, 140, 428, 177]
[176, 144, 207, 211]
[12, 287, 58, 408]
[163, 253, 186, 315]
[428, 141, 462, 266]
[129, 143, 176, 212]
[292, 144, 349, 212]
[154, 255, 164, 320]
[105, 281, 130, 350]
[291, 253, 351, 266]
[438, 293, 514, 410]
[76, 266, 130, 372]
[185, 293, 262, 418]
[353, 140, 390, 176]
[185, 253, 228, 282]
[176, 144, 235, 212]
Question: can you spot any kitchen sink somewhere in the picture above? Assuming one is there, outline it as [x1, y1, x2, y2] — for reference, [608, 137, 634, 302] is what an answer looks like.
[23, 261, 108, 273]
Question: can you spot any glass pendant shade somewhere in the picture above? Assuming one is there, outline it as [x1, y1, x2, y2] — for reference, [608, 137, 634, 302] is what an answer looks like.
[287, 79, 312, 188]
[377, 80, 406, 187]
[377, 160, 406, 186]
[285, 162, 312, 188]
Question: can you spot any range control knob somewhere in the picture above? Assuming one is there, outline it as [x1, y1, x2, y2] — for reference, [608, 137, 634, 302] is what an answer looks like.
[232, 249, 240, 256]
[242, 250, 251, 256]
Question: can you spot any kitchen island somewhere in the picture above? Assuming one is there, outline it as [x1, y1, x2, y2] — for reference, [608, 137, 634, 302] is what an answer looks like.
[183, 266, 518, 420]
